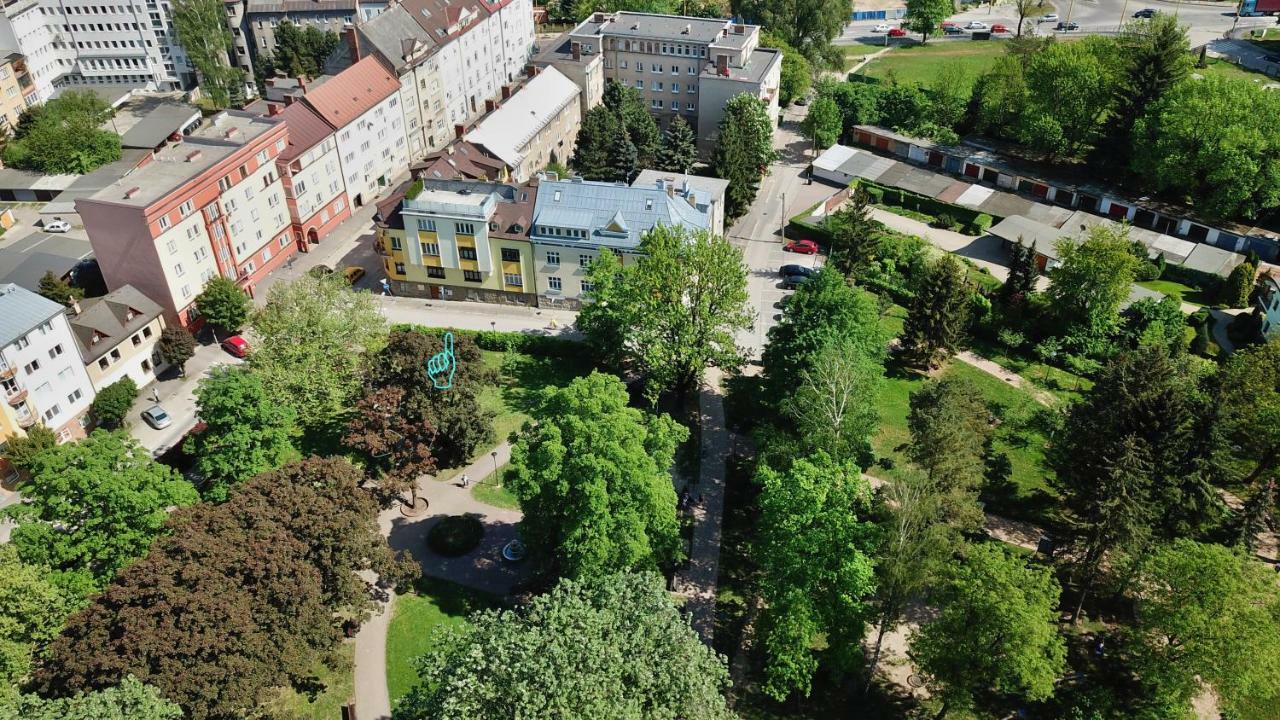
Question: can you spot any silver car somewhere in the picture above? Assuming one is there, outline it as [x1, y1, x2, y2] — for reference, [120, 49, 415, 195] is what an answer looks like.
[141, 405, 172, 429]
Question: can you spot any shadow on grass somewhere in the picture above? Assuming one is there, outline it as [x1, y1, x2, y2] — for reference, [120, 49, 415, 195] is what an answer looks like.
[496, 351, 597, 419]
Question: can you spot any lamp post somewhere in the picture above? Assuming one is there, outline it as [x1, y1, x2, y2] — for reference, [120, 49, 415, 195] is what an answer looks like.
[491, 450, 500, 486]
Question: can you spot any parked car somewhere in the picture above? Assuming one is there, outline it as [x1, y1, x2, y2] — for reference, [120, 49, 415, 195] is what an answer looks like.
[43, 218, 71, 233]
[943, 25, 965, 35]
[141, 405, 172, 430]
[888, 27, 907, 37]
[1133, 8, 1156, 17]
[780, 274, 811, 290]
[783, 239, 819, 255]
[1040, 13, 1059, 22]
[343, 266, 366, 284]
[872, 23, 892, 32]
[965, 20, 988, 29]
[1055, 20, 1080, 30]
[991, 23, 1009, 33]
[779, 264, 817, 278]
[221, 335, 250, 358]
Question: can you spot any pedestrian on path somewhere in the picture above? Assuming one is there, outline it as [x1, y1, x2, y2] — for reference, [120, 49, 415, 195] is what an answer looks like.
[151, 388, 160, 403]
[460, 473, 470, 488]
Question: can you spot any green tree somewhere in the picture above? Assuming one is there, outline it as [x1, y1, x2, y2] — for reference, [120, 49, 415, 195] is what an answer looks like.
[36, 271, 82, 306]
[271, 21, 339, 77]
[394, 572, 734, 720]
[900, 253, 971, 369]
[1, 676, 182, 720]
[156, 325, 196, 375]
[570, 104, 623, 181]
[508, 372, 687, 579]
[185, 366, 299, 501]
[172, 0, 242, 108]
[876, 82, 933, 133]
[783, 335, 882, 464]
[4, 430, 198, 587]
[89, 377, 138, 430]
[1127, 540, 1280, 717]
[801, 96, 842, 151]
[1120, 295, 1188, 353]
[1, 424, 56, 475]
[1017, 39, 1117, 158]
[826, 188, 880, 275]
[604, 80, 661, 170]
[734, 0, 850, 65]
[578, 226, 752, 401]
[760, 32, 811, 105]
[1219, 260, 1256, 308]
[1214, 341, 1280, 550]
[1047, 224, 1140, 338]
[912, 543, 1068, 717]
[816, 79, 882, 139]
[712, 93, 778, 218]
[193, 276, 251, 335]
[907, 377, 992, 496]
[0, 91, 122, 174]
[999, 239, 1039, 305]
[1132, 74, 1280, 221]
[656, 114, 697, 174]
[249, 273, 387, 435]
[970, 56, 1029, 137]
[904, 0, 953, 43]
[928, 63, 970, 130]
[756, 453, 877, 699]
[0, 546, 82, 687]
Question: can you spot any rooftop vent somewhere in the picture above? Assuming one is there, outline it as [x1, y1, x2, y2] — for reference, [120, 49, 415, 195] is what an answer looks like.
[124, 186, 141, 199]
[681, 23, 690, 34]
[185, 150, 203, 162]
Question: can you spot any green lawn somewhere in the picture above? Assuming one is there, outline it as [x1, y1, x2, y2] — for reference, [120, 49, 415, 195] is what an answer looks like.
[385, 577, 501, 705]
[968, 337, 1094, 405]
[840, 41, 889, 70]
[471, 464, 520, 510]
[857, 40, 1007, 89]
[1196, 57, 1276, 85]
[1136, 279, 1211, 307]
[259, 643, 354, 719]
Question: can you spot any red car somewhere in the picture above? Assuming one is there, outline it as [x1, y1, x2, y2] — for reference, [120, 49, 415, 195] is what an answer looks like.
[991, 23, 1009, 33]
[888, 27, 907, 37]
[221, 335, 250, 358]
[784, 239, 820, 255]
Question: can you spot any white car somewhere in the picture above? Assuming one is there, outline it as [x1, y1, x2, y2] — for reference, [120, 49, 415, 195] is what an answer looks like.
[965, 20, 988, 29]
[1040, 13, 1059, 21]
[872, 23, 891, 32]
[43, 218, 71, 233]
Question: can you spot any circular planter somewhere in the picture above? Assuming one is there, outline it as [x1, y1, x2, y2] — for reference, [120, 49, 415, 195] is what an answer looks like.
[427, 515, 484, 557]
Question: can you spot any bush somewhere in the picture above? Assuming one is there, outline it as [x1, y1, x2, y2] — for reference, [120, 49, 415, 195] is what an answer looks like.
[391, 324, 583, 359]
[1135, 261, 1161, 282]
[998, 328, 1026, 350]
[968, 213, 994, 235]
[426, 515, 485, 557]
[90, 377, 139, 429]
[1034, 337, 1063, 363]
[931, 212, 957, 230]
[862, 184, 884, 204]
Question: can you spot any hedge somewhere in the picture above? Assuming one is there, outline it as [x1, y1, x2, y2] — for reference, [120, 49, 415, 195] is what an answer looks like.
[1159, 263, 1223, 299]
[852, 178, 1001, 237]
[391, 323, 583, 358]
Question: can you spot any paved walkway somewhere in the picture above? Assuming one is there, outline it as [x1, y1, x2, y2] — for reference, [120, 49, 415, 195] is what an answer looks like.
[955, 351, 1056, 407]
[674, 367, 730, 643]
[351, 586, 394, 720]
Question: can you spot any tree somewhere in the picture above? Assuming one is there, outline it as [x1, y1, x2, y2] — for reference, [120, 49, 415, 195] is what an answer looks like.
[928, 64, 969, 130]
[912, 543, 1067, 718]
[999, 239, 1039, 305]
[37, 271, 82, 306]
[0, 91, 121, 174]
[1012, 0, 1038, 36]
[1120, 295, 1187, 353]
[156, 326, 196, 375]
[508, 372, 687, 579]
[578, 226, 752, 401]
[1, 424, 56, 475]
[270, 21, 339, 77]
[900, 253, 971, 369]
[394, 572, 735, 720]
[734, 0, 850, 66]
[172, 0, 242, 109]
[249, 273, 387, 435]
[1214, 341, 1280, 550]
[826, 188, 880, 275]
[656, 114, 697, 175]
[970, 56, 1029, 137]
[801, 96, 842, 151]
[0, 546, 82, 688]
[344, 385, 437, 507]
[193, 276, 251, 335]
[816, 79, 883, 140]
[904, 0, 953, 43]
[570, 105, 623, 181]
[1132, 74, 1280, 221]
[1, 676, 182, 720]
[604, 80, 661, 171]
[88, 377, 138, 430]
[1047, 224, 1140, 338]
[1016, 39, 1117, 158]
[712, 93, 777, 218]
[37, 458, 414, 720]
[760, 32, 811, 105]
[184, 366, 299, 501]
[1127, 540, 1280, 717]
[876, 82, 934, 133]
[783, 335, 882, 464]
[4, 431, 198, 588]
[1219, 260, 1256, 308]
[755, 453, 877, 699]
[907, 377, 992, 496]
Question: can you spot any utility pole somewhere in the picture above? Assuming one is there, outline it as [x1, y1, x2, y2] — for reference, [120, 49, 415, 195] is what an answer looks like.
[780, 192, 787, 243]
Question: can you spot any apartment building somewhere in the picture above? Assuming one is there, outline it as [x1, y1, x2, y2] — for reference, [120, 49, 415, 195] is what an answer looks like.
[272, 100, 351, 246]
[77, 111, 294, 326]
[301, 54, 406, 209]
[464, 66, 580, 182]
[566, 11, 780, 153]
[378, 178, 537, 303]
[67, 285, 166, 392]
[0, 0, 189, 102]
[0, 284, 95, 444]
[530, 32, 603, 117]
[0, 51, 37, 131]
[227, 0, 389, 80]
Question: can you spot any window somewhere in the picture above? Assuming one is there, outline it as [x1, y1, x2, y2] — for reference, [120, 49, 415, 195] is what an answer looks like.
[13, 336, 28, 350]
[455, 222, 475, 235]
[579, 254, 591, 266]
[581, 280, 596, 293]
[143, 326, 153, 338]
[132, 333, 142, 346]
[166, 239, 178, 254]
[99, 357, 109, 369]
[459, 247, 478, 260]
[43, 405, 60, 422]
[394, 262, 406, 274]
[503, 273, 523, 286]
[427, 266, 446, 278]
[421, 242, 440, 256]
[687, 103, 696, 112]
[500, 248, 520, 262]
[67, 388, 82, 403]
[181, 284, 191, 299]
[48, 344, 63, 358]
[158, 215, 170, 230]
[390, 236, 403, 251]
[462, 270, 482, 282]
[23, 359, 40, 374]
[417, 218, 436, 231]
[652, 99, 663, 109]
[546, 251, 560, 266]
[548, 276, 562, 291]
[178, 199, 193, 216]
[174, 262, 185, 277]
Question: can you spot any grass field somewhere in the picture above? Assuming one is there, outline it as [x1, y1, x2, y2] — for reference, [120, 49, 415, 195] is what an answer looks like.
[857, 40, 1007, 88]
[471, 464, 520, 510]
[840, 41, 889, 70]
[968, 337, 1094, 405]
[1196, 57, 1276, 85]
[259, 644, 355, 719]
[1136, 279, 1211, 307]
[385, 577, 501, 705]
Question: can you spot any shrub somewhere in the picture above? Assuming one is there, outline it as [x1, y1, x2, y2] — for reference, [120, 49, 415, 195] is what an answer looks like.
[90, 377, 139, 429]
[862, 184, 884, 204]
[427, 515, 485, 557]
[391, 324, 583, 359]
[968, 213, 994, 235]
[1034, 337, 1063, 363]
[1190, 321, 1212, 357]
[1135, 261, 1161, 282]
[998, 328, 1026, 350]
[931, 212, 957, 230]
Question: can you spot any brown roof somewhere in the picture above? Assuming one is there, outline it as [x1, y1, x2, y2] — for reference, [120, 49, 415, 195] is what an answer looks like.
[68, 285, 164, 362]
[412, 141, 507, 181]
[400, 0, 495, 42]
[277, 102, 333, 162]
[302, 56, 400, 130]
[491, 180, 537, 240]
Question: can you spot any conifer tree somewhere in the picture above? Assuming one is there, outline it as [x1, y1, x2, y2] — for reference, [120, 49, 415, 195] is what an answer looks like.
[570, 105, 619, 181]
[656, 115, 697, 175]
[901, 254, 970, 369]
[999, 239, 1039, 305]
[36, 271, 82, 306]
[712, 93, 778, 219]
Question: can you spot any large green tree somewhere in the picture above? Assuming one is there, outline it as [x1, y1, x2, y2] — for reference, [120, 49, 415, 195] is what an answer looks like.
[266, 21, 339, 78]
[656, 114, 698, 175]
[344, 385, 438, 508]
[393, 572, 735, 720]
[1219, 260, 1256, 309]
[508, 372, 687, 579]
[1132, 74, 1280, 221]
[571, 104, 624, 181]
[907, 377, 992, 497]
[193, 276, 251, 335]
[1, 676, 182, 720]
[1214, 340, 1280, 550]
[1, 424, 56, 475]
[3, 431, 197, 588]
[904, 0, 953, 43]
[755, 453, 877, 700]
[0, 546, 82, 688]
[998, 239, 1039, 305]
[578, 226, 753, 401]
[760, 32, 811, 105]
[912, 543, 1067, 718]
[172, 0, 243, 108]
[712, 93, 777, 218]
[900, 253, 971, 369]
[783, 334, 883, 464]
[185, 365, 300, 501]
[249, 273, 387, 435]
[1016, 38, 1117, 158]
[1046, 224, 1140, 338]
[1127, 540, 1280, 717]
[604, 81, 661, 171]
[734, 0, 849, 65]
[156, 326, 196, 376]
[0, 91, 121, 174]
[825, 188, 881, 275]
[37, 271, 82, 306]
[89, 377, 138, 430]
[801, 96, 842, 151]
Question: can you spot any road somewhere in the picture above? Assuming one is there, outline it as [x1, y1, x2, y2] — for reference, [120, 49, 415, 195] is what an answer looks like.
[126, 343, 244, 456]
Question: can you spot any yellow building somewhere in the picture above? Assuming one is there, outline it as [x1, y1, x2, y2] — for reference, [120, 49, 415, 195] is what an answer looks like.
[0, 53, 37, 136]
[0, 384, 25, 484]
[379, 179, 539, 305]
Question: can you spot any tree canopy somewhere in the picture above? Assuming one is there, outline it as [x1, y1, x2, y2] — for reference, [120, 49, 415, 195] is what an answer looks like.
[760, 32, 812, 105]
[900, 253, 971, 369]
[0, 676, 182, 720]
[0, 546, 83, 688]
[735, 0, 852, 66]
[712, 93, 777, 218]
[2, 91, 121, 174]
[193, 276, 251, 334]
[172, 0, 243, 108]
[88, 377, 138, 430]
[801, 96, 842, 150]
[1046, 224, 1140, 339]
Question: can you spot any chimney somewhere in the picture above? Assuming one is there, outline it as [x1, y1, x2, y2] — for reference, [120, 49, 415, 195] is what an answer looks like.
[69, 297, 81, 315]
[665, 181, 674, 198]
[296, 75, 307, 93]
[185, 149, 203, 162]
[734, 23, 745, 34]
[124, 186, 141, 199]
[716, 54, 728, 76]
[571, 41, 581, 60]
[681, 23, 690, 34]
[266, 101, 283, 117]
[592, 11, 603, 21]
[343, 26, 361, 62]
[485, 98, 496, 112]
[283, 94, 296, 106]
[525, 63, 536, 76]
[500, 85, 511, 100]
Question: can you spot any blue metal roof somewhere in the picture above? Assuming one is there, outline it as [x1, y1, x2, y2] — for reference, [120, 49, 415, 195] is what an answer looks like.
[0, 283, 64, 348]
[532, 178, 710, 250]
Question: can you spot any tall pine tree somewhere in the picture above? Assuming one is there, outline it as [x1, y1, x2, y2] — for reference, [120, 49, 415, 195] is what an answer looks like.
[901, 254, 970, 369]
[571, 106, 621, 181]
[656, 115, 697, 174]
[999, 239, 1039, 305]
[604, 80, 660, 169]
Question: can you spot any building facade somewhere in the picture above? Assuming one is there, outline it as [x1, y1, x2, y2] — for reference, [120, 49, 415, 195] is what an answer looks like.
[0, 51, 37, 131]
[68, 285, 167, 392]
[464, 65, 580, 182]
[77, 111, 295, 326]
[379, 178, 537, 303]
[0, 284, 95, 444]
[273, 100, 351, 246]
[566, 11, 780, 153]
[530, 32, 604, 117]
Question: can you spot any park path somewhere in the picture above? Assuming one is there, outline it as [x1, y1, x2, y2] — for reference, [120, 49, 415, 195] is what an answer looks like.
[955, 350, 1057, 407]
[674, 367, 730, 643]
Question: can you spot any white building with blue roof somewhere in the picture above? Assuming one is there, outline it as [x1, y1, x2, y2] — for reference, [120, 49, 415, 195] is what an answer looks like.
[530, 174, 713, 305]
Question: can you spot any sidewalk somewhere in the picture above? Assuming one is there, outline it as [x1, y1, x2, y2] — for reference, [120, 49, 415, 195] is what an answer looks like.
[375, 295, 580, 336]
[127, 342, 244, 455]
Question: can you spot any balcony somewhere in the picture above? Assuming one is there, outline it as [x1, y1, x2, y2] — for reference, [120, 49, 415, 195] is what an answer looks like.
[0, 365, 13, 380]
[16, 413, 35, 428]
[5, 387, 26, 407]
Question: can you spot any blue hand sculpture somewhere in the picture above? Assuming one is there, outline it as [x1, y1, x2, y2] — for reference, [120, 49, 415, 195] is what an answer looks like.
[426, 331, 456, 390]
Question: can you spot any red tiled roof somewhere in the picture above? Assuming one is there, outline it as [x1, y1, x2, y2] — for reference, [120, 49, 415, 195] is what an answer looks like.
[302, 56, 400, 130]
[277, 102, 333, 162]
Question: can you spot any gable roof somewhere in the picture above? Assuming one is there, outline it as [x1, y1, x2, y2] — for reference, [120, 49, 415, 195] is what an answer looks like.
[277, 101, 334, 162]
[67, 284, 164, 362]
[301, 55, 400, 130]
[464, 67, 580, 169]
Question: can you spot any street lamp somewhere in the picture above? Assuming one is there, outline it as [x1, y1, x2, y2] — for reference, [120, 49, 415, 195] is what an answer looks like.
[491, 450, 500, 485]
[490, 320, 496, 333]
